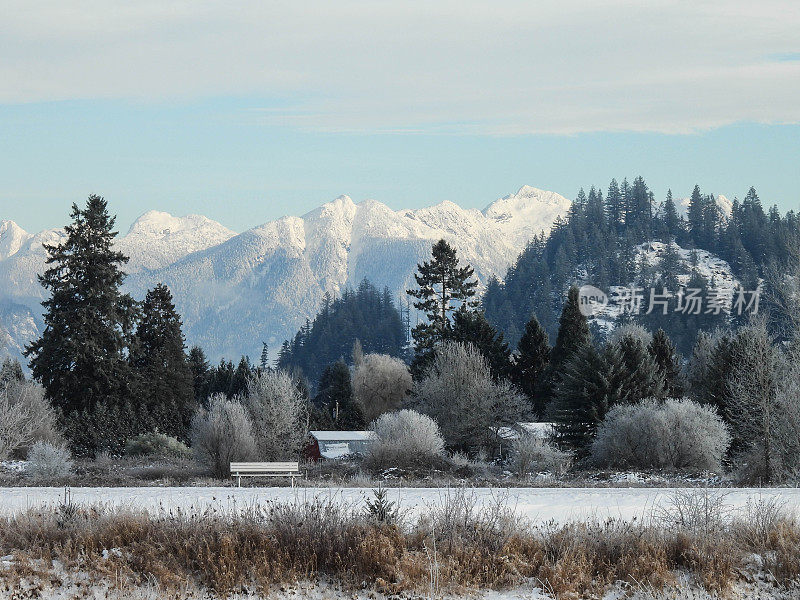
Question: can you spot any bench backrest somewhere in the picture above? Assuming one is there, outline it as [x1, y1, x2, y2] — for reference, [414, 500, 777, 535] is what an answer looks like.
[230, 461, 299, 473]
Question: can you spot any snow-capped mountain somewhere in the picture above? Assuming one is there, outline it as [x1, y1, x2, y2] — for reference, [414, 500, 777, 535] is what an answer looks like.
[118, 211, 236, 273]
[0, 186, 571, 364]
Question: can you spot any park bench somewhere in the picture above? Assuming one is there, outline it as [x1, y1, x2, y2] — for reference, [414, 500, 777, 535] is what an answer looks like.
[229, 461, 301, 487]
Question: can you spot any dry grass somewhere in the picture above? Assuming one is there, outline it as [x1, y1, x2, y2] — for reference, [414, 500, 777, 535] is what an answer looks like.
[0, 489, 799, 598]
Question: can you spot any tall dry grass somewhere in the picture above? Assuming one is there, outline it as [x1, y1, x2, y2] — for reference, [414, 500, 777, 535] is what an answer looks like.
[0, 488, 798, 598]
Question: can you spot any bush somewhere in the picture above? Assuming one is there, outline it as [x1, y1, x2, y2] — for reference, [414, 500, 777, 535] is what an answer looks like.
[509, 434, 571, 477]
[352, 354, 412, 423]
[190, 394, 258, 478]
[364, 409, 445, 470]
[26, 441, 74, 480]
[0, 380, 62, 460]
[591, 398, 730, 471]
[242, 370, 307, 460]
[124, 431, 191, 459]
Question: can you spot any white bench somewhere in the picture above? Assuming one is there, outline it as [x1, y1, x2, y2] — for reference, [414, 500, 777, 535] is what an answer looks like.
[230, 461, 301, 487]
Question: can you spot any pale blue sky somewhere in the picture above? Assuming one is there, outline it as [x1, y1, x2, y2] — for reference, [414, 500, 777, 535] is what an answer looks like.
[1, 1, 799, 232]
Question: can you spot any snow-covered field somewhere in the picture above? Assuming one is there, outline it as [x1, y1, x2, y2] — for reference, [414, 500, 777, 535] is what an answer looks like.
[2, 486, 799, 523]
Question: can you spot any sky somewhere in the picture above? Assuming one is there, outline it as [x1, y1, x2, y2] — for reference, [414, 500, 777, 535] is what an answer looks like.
[1, 0, 799, 233]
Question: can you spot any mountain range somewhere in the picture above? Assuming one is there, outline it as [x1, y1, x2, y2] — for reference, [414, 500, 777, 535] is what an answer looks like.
[0, 186, 572, 364]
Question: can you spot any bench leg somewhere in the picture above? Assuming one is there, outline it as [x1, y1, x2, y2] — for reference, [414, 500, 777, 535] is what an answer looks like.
[238, 475, 241, 488]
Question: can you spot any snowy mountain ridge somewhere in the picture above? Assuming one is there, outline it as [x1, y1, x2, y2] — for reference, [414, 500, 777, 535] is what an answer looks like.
[0, 186, 570, 363]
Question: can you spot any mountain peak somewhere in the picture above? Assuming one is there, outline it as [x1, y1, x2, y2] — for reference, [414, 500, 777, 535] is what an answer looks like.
[120, 210, 236, 272]
[0, 220, 32, 261]
[483, 186, 572, 247]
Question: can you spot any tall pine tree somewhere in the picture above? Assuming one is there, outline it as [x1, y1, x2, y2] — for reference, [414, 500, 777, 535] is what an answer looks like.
[408, 239, 478, 374]
[130, 283, 195, 440]
[539, 286, 592, 408]
[26, 196, 138, 449]
[511, 315, 550, 416]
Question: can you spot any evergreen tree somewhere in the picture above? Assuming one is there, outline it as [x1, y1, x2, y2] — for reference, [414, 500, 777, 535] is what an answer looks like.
[314, 360, 364, 429]
[549, 286, 592, 370]
[408, 239, 479, 362]
[648, 329, 685, 397]
[25, 196, 138, 451]
[231, 356, 253, 397]
[259, 342, 270, 371]
[130, 283, 195, 440]
[606, 178, 624, 234]
[448, 308, 513, 379]
[540, 286, 592, 408]
[511, 315, 550, 416]
[0, 358, 24, 390]
[663, 189, 680, 241]
[549, 345, 611, 453]
[207, 358, 236, 398]
[187, 346, 211, 405]
[612, 331, 666, 402]
[687, 184, 705, 246]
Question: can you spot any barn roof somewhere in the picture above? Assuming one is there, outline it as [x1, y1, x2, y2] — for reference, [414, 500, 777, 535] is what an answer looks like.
[495, 422, 555, 441]
[309, 430, 377, 442]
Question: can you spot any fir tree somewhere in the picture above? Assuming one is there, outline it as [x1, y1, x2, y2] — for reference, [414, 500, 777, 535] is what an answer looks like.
[408, 239, 479, 362]
[314, 360, 364, 429]
[187, 346, 211, 405]
[549, 286, 591, 371]
[0, 358, 24, 390]
[259, 342, 270, 372]
[511, 315, 550, 416]
[231, 357, 253, 397]
[25, 196, 138, 451]
[540, 286, 592, 408]
[606, 178, 624, 234]
[663, 189, 680, 241]
[612, 331, 666, 402]
[130, 283, 195, 440]
[448, 308, 513, 379]
[648, 329, 684, 397]
[549, 345, 610, 452]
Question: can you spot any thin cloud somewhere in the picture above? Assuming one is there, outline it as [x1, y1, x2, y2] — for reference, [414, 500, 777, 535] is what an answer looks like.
[1, 0, 799, 135]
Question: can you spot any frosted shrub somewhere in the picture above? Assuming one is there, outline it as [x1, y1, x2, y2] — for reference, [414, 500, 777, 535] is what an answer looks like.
[125, 431, 191, 459]
[352, 354, 412, 422]
[365, 409, 445, 470]
[191, 394, 257, 478]
[509, 434, 572, 477]
[26, 441, 74, 481]
[242, 369, 307, 460]
[591, 398, 730, 471]
[0, 380, 62, 460]
[609, 323, 653, 348]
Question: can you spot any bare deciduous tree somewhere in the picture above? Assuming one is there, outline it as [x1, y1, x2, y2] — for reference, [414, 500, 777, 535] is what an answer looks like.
[726, 317, 800, 483]
[352, 353, 412, 423]
[191, 394, 257, 478]
[413, 341, 529, 451]
[0, 380, 61, 460]
[243, 369, 308, 460]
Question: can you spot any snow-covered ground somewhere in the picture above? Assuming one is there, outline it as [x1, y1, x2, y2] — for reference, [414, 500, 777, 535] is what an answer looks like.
[2, 486, 799, 523]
